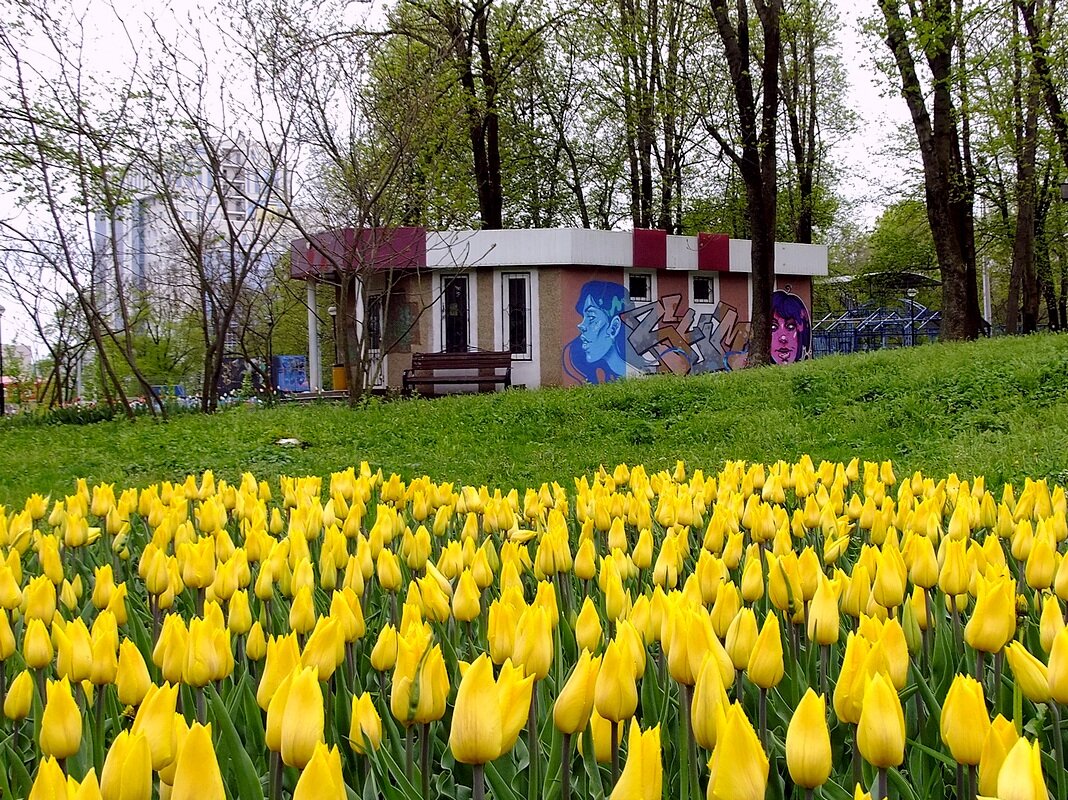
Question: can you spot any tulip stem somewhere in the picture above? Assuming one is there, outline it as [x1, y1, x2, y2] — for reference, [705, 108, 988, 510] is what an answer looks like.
[851, 725, 861, 791]
[1052, 703, 1066, 800]
[406, 726, 415, 782]
[976, 650, 986, 687]
[92, 686, 106, 773]
[955, 762, 965, 800]
[805, 790, 814, 800]
[561, 732, 572, 800]
[819, 644, 829, 699]
[875, 767, 888, 800]
[758, 687, 768, 751]
[528, 682, 539, 793]
[420, 723, 430, 800]
[473, 763, 485, 800]
[196, 686, 207, 724]
[269, 750, 282, 800]
[968, 764, 977, 800]
[610, 720, 619, 787]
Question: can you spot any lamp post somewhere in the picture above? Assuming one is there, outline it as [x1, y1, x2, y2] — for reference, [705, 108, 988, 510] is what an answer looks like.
[327, 305, 339, 365]
[905, 288, 918, 347]
[0, 304, 5, 416]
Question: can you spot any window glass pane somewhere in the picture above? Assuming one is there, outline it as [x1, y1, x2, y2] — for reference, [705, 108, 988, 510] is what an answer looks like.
[629, 273, 650, 301]
[444, 276, 468, 352]
[693, 276, 712, 302]
[367, 296, 382, 351]
[507, 276, 528, 355]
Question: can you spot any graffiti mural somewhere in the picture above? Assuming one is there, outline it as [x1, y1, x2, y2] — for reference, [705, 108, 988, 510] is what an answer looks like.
[563, 280, 810, 383]
[771, 289, 811, 364]
[563, 279, 750, 383]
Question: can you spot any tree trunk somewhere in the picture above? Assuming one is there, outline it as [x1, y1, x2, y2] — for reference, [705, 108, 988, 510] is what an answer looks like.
[878, 0, 981, 340]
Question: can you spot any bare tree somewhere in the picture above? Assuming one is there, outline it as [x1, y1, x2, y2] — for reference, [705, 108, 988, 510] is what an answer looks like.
[0, 1, 168, 417]
[705, 0, 784, 366]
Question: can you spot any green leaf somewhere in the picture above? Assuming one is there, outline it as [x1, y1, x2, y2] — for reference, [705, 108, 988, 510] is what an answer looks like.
[486, 759, 524, 800]
[208, 683, 267, 800]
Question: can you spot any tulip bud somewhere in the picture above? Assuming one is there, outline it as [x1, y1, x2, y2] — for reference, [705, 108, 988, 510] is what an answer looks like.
[940, 675, 989, 765]
[746, 613, 784, 690]
[100, 729, 152, 800]
[575, 597, 603, 653]
[449, 654, 503, 764]
[4, 670, 33, 721]
[857, 673, 905, 768]
[280, 666, 325, 768]
[594, 639, 637, 723]
[978, 714, 1019, 796]
[40, 676, 82, 759]
[996, 739, 1048, 800]
[131, 682, 180, 771]
[170, 723, 225, 800]
[608, 720, 661, 800]
[706, 703, 768, 800]
[293, 743, 345, 800]
[553, 649, 601, 735]
[349, 692, 382, 755]
[786, 689, 832, 789]
[1005, 641, 1051, 704]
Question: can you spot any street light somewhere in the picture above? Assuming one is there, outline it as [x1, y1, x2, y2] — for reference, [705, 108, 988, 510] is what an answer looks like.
[905, 288, 918, 348]
[327, 305, 339, 365]
[0, 305, 5, 416]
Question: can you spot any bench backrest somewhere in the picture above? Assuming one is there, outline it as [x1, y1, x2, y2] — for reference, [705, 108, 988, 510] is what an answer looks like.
[410, 351, 511, 372]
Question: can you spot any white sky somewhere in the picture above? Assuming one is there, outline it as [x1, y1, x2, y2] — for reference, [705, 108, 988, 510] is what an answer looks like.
[0, 0, 912, 357]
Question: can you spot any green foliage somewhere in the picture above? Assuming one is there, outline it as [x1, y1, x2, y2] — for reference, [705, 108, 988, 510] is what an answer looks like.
[866, 198, 936, 278]
[1, 333, 1067, 504]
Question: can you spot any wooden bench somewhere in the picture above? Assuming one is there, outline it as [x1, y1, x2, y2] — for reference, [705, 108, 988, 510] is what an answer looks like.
[402, 351, 512, 396]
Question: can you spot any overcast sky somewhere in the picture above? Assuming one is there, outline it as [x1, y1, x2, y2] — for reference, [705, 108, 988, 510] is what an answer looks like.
[0, 0, 914, 355]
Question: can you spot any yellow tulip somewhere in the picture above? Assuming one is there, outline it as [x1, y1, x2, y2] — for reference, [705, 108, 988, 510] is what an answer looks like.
[301, 617, 344, 681]
[281, 666, 325, 768]
[1040, 594, 1064, 653]
[349, 692, 382, 754]
[131, 682, 180, 771]
[589, 708, 623, 764]
[40, 676, 82, 759]
[100, 729, 152, 800]
[29, 757, 67, 800]
[856, 673, 904, 768]
[706, 703, 768, 800]
[4, 669, 33, 721]
[449, 654, 504, 764]
[746, 613, 784, 690]
[786, 689, 831, 789]
[513, 605, 553, 680]
[293, 743, 346, 800]
[594, 639, 637, 723]
[289, 585, 317, 635]
[452, 569, 481, 623]
[258, 633, 302, 710]
[487, 600, 518, 664]
[833, 632, 870, 725]
[997, 739, 1047, 800]
[1005, 641, 1051, 704]
[23, 617, 53, 669]
[376, 549, 402, 592]
[939, 674, 989, 765]
[964, 576, 1016, 654]
[553, 649, 601, 735]
[692, 654, 729, 751]
[609, 720, 661, 800]
[170, 723, 225, 800]
[369, 624, 398, 672]
[575, 597, 603, 653]
[495, 658, 535, 754]
[1047, 627, 1068, 704]
[725, 608, 758, 670]
[978, 714, 1019, 796]
[807, 574, 840, 646]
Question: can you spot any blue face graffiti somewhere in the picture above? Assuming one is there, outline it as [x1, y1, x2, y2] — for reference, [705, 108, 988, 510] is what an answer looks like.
[563, 281, 630, 383]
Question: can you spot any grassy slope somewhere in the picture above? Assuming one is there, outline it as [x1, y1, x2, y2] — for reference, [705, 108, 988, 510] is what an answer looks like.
[2, 333, 1067, 504]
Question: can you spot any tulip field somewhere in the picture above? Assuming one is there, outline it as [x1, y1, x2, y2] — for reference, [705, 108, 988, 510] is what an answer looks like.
[1, 458, 1067, 800]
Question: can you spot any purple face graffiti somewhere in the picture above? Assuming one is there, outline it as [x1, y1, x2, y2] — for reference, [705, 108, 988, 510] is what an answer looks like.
[770, 290, 811, 364]
[771, 312, 801, 364]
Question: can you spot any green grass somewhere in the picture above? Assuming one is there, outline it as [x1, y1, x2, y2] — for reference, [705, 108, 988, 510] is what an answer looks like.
[2, 333, 1068, 505]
